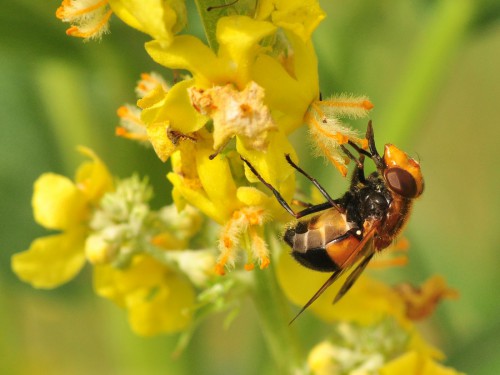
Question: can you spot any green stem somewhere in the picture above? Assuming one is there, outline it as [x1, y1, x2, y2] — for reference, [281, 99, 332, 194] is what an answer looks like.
[251, 262, 304, 374]
[378, 0, 475, 147]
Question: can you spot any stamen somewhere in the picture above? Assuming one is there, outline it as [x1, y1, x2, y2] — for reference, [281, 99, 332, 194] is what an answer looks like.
[117, 105, 142, 124]
[115, 127, 148, 141]
[215, 217, 241, 275]
[57, 0, 109, 19]
[248, 227, 270, 270]
[311, 131, 348, 176]
[66, 9, 112, 39]
[308, 115, 349, 144]
[320, 99, 374, 111]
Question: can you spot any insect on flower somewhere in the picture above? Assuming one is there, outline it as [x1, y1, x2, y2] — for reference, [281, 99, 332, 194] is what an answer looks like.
[241, 121, 424, 323]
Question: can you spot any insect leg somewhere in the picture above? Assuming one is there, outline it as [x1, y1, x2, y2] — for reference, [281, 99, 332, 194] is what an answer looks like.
[241, 157, 298, 217]
[241, 157, 341, 218]
[365, 120, 384, 169]
[340, 145, 363, 169]
[284, 154, 344, 213]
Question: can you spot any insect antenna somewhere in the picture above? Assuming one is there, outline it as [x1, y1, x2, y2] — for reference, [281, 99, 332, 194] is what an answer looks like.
[207, 0, 239, 11]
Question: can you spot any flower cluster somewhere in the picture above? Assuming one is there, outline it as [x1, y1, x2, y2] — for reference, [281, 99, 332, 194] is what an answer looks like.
[12, 149, 215, 335]
[278, 247, 461, 374]
[11, 0, 464, 373]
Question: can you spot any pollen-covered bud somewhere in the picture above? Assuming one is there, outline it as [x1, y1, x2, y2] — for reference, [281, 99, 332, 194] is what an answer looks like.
[56, 0, 112, 41]
[85, 234, 116, 265]
[135, 72, 171, 99]
[116, 105, 149, 145]
[215, 206, 270, 275]
[189, 81, 278, 153]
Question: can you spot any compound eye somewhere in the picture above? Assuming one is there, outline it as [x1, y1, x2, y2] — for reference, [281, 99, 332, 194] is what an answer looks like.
[384, 167, 417, 198]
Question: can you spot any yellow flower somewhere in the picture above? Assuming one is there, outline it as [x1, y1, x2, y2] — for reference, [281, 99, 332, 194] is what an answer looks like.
[109, 0, 186, 42]
[56, 0, 113, 40]
[380, 351, 465, 375]
[308, 326, 464, 375]
[256, 0, 326, 41]
[93, 254, 195, 335]
[143, 14, 321, 151]
[277, 246, 457, 327]
[12, 147, 113, 288]
[167, 133, 294, 273]
[279, 243, 462, 374]
[140, 13, 329, 274]
[56, 0, 186, 41]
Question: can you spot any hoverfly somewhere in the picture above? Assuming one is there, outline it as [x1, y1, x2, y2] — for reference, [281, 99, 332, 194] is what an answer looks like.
[241, 121, 424, 323]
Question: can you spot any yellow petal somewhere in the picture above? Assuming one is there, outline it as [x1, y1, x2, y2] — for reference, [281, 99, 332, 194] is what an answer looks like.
[12, 230, 86, 289]
[145, 121, 176, 162]
[168, 172, 223, 223]
[75, 147, 114, 203]
[216, 16, 277, 87]
[109, 0, 185, 41]
[32, 173, 88, 230]
[252, 53, 314, 134]
[268, 0, 326, 41]
[237, 186, 271, 207]
[137, 83, 167, 114]
[380, 351, 465, 375]
[276, 248, 407, 325]
[93, 255, 165, 305]
[140, 79, 207, 134]
[196, 145, 240, 218]
[127, 273, 195, 335]
[237, 130, 296, 197]
[146, 36, 229, 87]
[93, 255, 194, 335]
[287, 32, 319, 103]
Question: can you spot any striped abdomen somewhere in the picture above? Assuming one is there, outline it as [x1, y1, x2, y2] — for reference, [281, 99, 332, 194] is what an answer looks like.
[284, 208, 361, 272]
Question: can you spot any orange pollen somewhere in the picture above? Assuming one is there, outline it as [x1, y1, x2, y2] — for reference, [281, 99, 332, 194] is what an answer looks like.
[66, 8, 112, 38]
[56, 0, 72, 19]
[259, 257, 270, 270]
[115, 127, 148, 141]
[223, 237, 232, 249]
[240, 103, 252, 116]
[215, 263, 226, 276]
[116, 105, 130, 118]
[363, 100, 375, 110]
[244, 263, 255, 271]
[247, 212, 263, 226]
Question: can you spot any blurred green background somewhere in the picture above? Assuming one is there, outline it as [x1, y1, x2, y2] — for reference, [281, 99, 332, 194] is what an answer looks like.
[1, 0, 499, 374]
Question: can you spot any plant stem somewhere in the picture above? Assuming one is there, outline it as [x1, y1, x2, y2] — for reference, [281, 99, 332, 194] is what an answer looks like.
[378, 0, 474, 147]
[251, 261, 304, 374]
